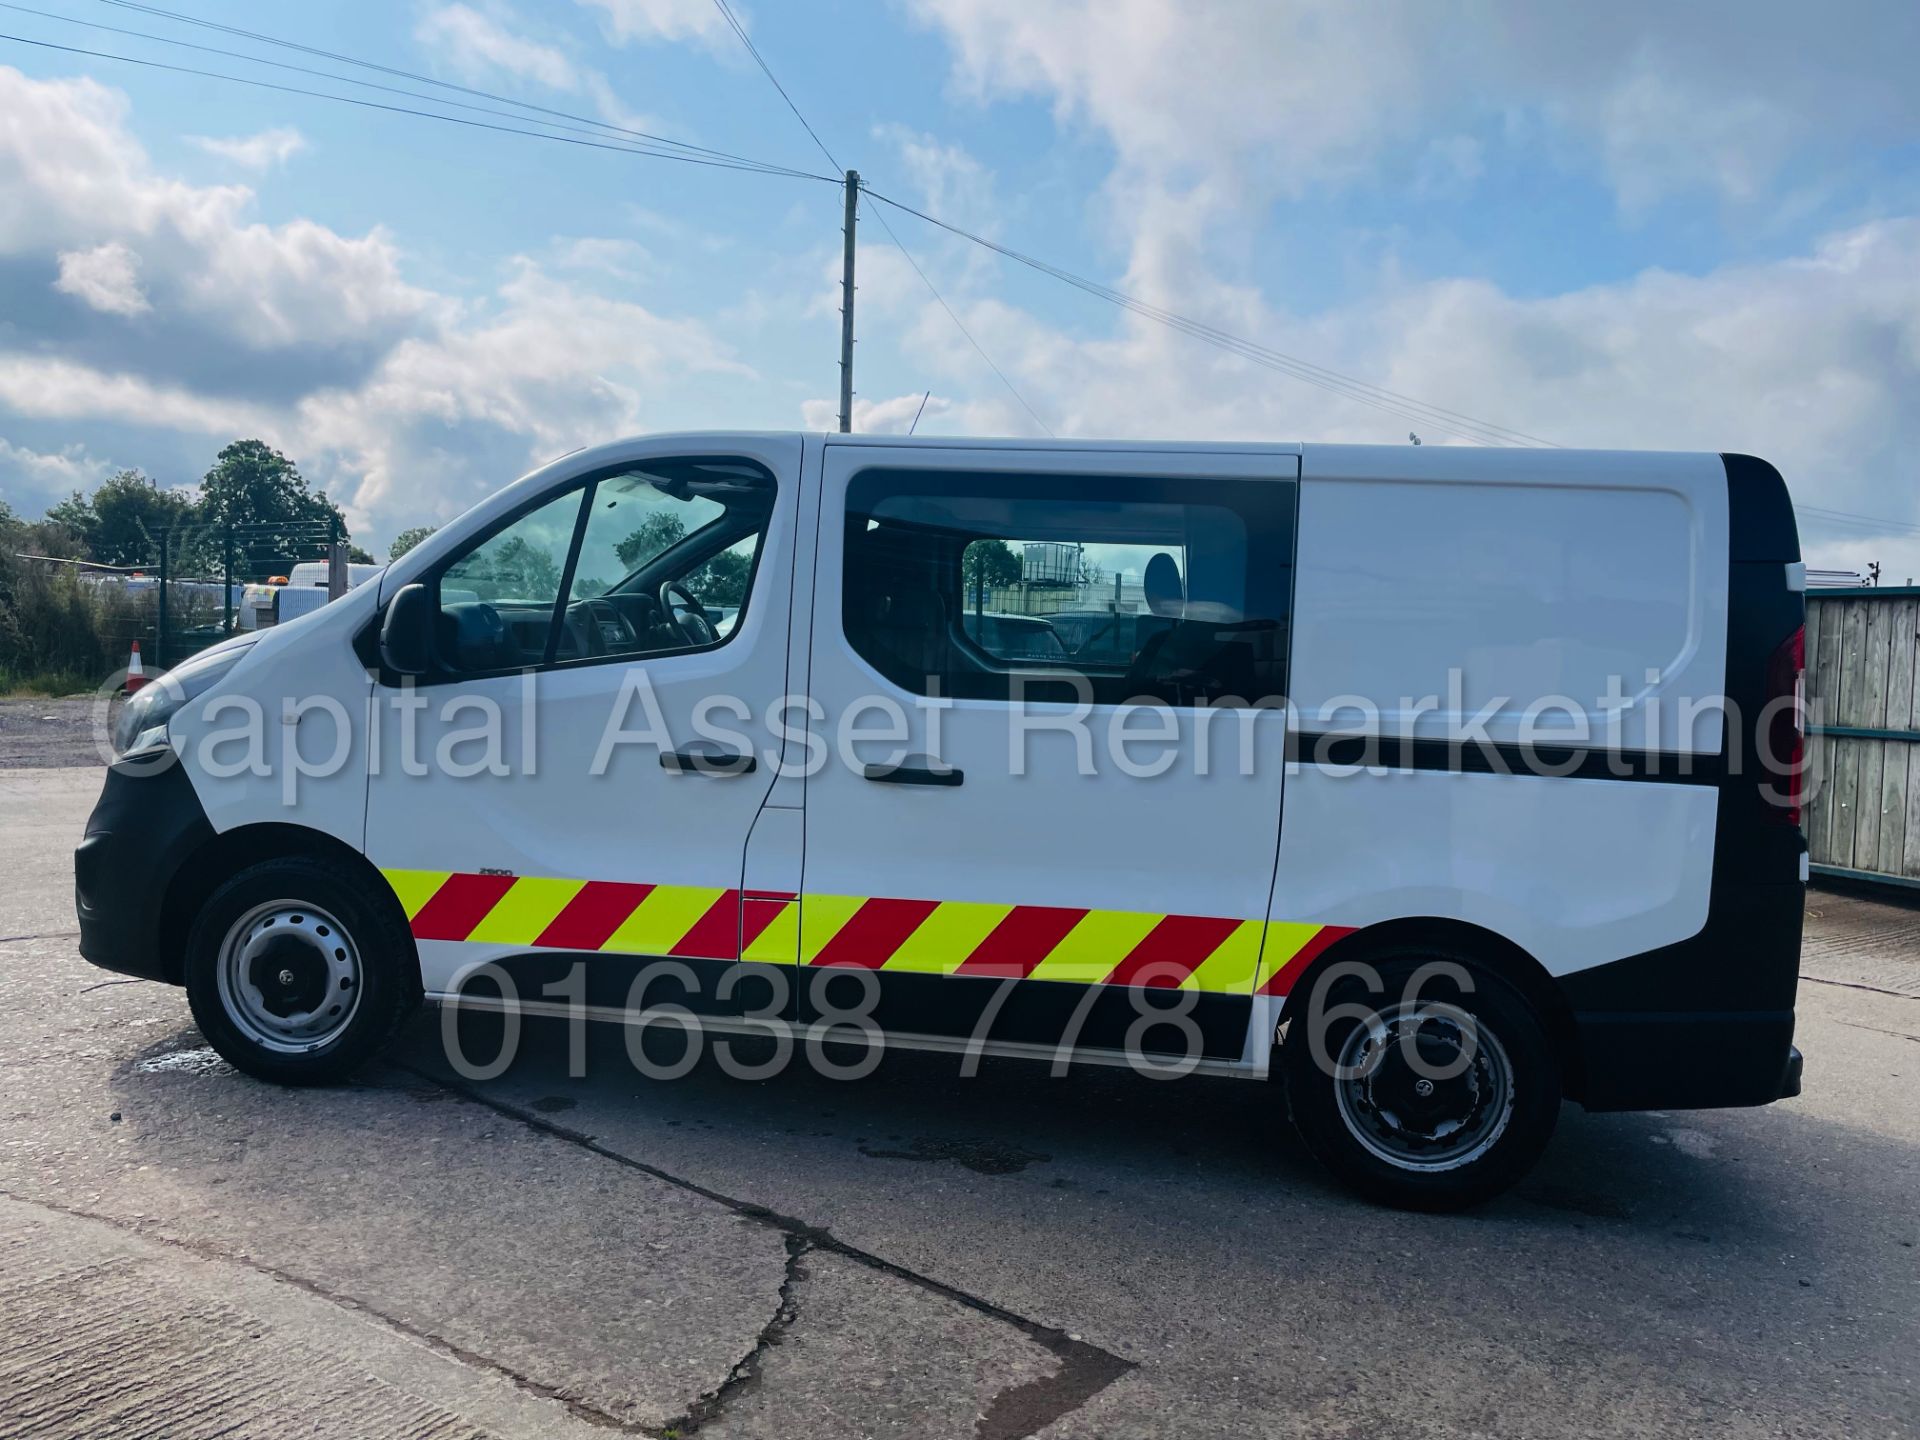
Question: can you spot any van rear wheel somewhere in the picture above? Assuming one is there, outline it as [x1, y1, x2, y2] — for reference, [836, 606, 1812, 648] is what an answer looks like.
[184, 855, 417, 1086]
[1283, 950, 1559, 1211]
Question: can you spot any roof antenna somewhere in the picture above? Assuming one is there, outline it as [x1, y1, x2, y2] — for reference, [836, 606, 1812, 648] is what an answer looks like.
[908, 390, 931, 436]
[1409, 432, 1422, 446]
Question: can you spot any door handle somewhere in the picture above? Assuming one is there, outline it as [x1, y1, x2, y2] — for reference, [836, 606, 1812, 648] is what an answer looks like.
[660, 747, 757, 776]
[863, 760, 964, 787]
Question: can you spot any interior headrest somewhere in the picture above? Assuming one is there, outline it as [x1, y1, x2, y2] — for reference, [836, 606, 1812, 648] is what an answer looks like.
[1144, 552, 1185, 617]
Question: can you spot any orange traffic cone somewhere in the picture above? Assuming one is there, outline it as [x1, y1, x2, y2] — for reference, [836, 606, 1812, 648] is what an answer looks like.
[125, 640, 149, 694]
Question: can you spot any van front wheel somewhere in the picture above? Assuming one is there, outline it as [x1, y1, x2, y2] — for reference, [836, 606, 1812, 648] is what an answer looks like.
[184, 856, 417, 1086]
[1283, 951, 1560, 1211]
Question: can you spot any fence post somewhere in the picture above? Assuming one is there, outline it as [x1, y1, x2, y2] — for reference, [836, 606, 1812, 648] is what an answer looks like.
[326, 514, 347, 601]
[155, 526, 169, 670]
[222, 524, 234, 634]
[327, 542, 349, 601]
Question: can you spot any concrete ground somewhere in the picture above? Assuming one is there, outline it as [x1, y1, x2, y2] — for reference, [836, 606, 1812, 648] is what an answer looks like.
[1, 760, 1916, 1438]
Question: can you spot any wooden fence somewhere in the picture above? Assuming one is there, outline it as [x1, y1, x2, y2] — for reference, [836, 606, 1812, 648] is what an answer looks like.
[1805, 587, 1920, 889]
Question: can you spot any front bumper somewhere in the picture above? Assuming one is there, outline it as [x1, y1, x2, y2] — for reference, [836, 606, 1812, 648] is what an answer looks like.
[75, 755, 213, 983]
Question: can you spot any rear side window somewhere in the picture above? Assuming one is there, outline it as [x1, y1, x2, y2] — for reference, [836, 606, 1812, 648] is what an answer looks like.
[843, 468, 1295, 705]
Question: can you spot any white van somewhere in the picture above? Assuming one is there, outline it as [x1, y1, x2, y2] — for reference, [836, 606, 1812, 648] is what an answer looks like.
[285, 560, 385, 591]
[76, 434, 1807, 1208]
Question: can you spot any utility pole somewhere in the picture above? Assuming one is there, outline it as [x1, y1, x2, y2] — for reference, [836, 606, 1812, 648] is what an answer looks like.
[838, 169, 859, 433]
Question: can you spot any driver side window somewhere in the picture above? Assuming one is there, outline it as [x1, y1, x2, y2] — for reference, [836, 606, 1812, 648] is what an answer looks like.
[564, 463, 772, 658]
[436, 487, 584, 674]
[431, 458, 775, 676]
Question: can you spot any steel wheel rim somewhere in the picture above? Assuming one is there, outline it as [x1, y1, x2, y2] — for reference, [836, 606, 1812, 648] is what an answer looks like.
[1332, 1002, 1515, 1173]
[215, 900, 364, 1055]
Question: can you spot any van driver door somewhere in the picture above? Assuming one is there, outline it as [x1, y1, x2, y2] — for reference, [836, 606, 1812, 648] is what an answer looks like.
[364, 437, 801, 1028]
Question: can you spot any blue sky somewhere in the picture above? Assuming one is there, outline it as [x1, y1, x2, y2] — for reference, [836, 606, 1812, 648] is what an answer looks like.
[0, 0, 1917, 575]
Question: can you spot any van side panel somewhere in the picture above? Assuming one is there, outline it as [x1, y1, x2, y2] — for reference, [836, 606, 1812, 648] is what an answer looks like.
[1270, 769, 1718, 974]
[1275, 447, 1801, 1110]
[1277, 446, 1731, 968]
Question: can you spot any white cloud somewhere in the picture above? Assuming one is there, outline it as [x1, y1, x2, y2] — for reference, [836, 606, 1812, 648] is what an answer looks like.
[414, 5, 658, 133]
[417, 4, 577, 89]
[189, 127, 308, 172]
[551, 235, 654, 279]
[576, 0, 733, 49]
[0, 65, 437, 384]
[0, 354, 276, 437]
[53, 241, 149, 316]
[876, 124, 997, 224]
[0, 436, 113, 508]
[297, 260, 753, 526]
[800, 391, 951, 435]
[905, 0, 1920, 211]
[0, 66, 748, 547]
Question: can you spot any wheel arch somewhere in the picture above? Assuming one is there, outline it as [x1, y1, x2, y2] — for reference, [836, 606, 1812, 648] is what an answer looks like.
[158, 823, 416, 989]
[1276, 916, 1586, 1101]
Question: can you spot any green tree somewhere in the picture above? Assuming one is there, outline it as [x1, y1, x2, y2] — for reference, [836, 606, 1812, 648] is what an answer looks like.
[86, 470, 193, 567]
[961, 539, 1021, 609]
[41, 491, 96, 558]
[686, 546, 752, 606]
[196, 439, 351, 575]
[457, 536, 561, 602]
[615, 511, 685, 569]
[388, 525, 437, 560]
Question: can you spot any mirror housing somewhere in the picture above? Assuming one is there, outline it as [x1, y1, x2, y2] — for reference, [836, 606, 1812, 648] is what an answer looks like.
[379, 583, 434, 675]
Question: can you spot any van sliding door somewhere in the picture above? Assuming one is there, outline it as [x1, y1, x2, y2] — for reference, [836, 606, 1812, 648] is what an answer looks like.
[797, 445, 1300, 1064]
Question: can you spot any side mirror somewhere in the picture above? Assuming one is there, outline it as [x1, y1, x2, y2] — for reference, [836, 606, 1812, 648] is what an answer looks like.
[379, 583, 434, 675]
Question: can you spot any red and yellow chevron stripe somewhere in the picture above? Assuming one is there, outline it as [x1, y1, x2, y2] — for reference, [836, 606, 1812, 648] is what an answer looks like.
[383, 869, 1349, 997]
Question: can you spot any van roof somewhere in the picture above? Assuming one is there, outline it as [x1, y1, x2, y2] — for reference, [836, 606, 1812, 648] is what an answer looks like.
[572, 430, 1737, 465]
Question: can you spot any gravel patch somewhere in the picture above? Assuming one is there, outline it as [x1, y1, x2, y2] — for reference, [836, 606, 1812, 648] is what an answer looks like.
[0, 697, 119, 769]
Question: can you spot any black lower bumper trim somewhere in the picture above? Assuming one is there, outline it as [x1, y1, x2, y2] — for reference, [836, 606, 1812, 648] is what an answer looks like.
[1573, 1009, 1798, 1111]
[1780, 1044, 1804, 1100]
[75, 756, 212, 983]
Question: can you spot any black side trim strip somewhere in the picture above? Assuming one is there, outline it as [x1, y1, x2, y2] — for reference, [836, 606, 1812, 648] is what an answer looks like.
[802, 968, 1252, 1060]
[473, 953, 1252, 1060]
[1286, 730, 1723, 784]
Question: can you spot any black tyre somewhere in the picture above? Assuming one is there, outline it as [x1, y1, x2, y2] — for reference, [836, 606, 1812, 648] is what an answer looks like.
[1283, 948, 1560, 1211]
[183, 855, 418, 1086]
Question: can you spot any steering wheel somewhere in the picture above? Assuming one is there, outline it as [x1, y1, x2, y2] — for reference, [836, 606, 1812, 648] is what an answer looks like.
[658, 580, 718, 647]
[573, 595, 637, 657]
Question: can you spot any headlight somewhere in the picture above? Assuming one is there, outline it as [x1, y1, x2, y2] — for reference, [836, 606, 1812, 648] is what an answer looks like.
[114, 642, 256, 756]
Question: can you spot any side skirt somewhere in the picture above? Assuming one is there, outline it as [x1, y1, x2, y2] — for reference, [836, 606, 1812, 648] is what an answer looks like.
[425, 991, 1270, 1080]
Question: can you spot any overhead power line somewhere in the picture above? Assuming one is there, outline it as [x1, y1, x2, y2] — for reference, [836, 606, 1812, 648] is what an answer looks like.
[91, 0, 783, 170]
[706, 0, 1054, 437]
[1798, 505, 1920, 538]
[711, 0, 841, 173]
[0, 32, 837, 178]
[0, 1, 821, 172]
[868, 203, 1056, 438]
[32, 0, 1555, 449]
[863, 188, 1559, 448]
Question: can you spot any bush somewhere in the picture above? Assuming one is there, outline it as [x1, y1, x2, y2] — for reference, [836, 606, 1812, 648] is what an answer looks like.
[0, 549, 119, 695]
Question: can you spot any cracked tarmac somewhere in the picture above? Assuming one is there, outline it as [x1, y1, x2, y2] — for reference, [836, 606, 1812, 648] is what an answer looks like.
[2, 764, 1918, 1437]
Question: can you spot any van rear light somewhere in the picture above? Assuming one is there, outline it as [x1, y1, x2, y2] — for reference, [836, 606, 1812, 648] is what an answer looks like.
[1762, 624, 1806, 825]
